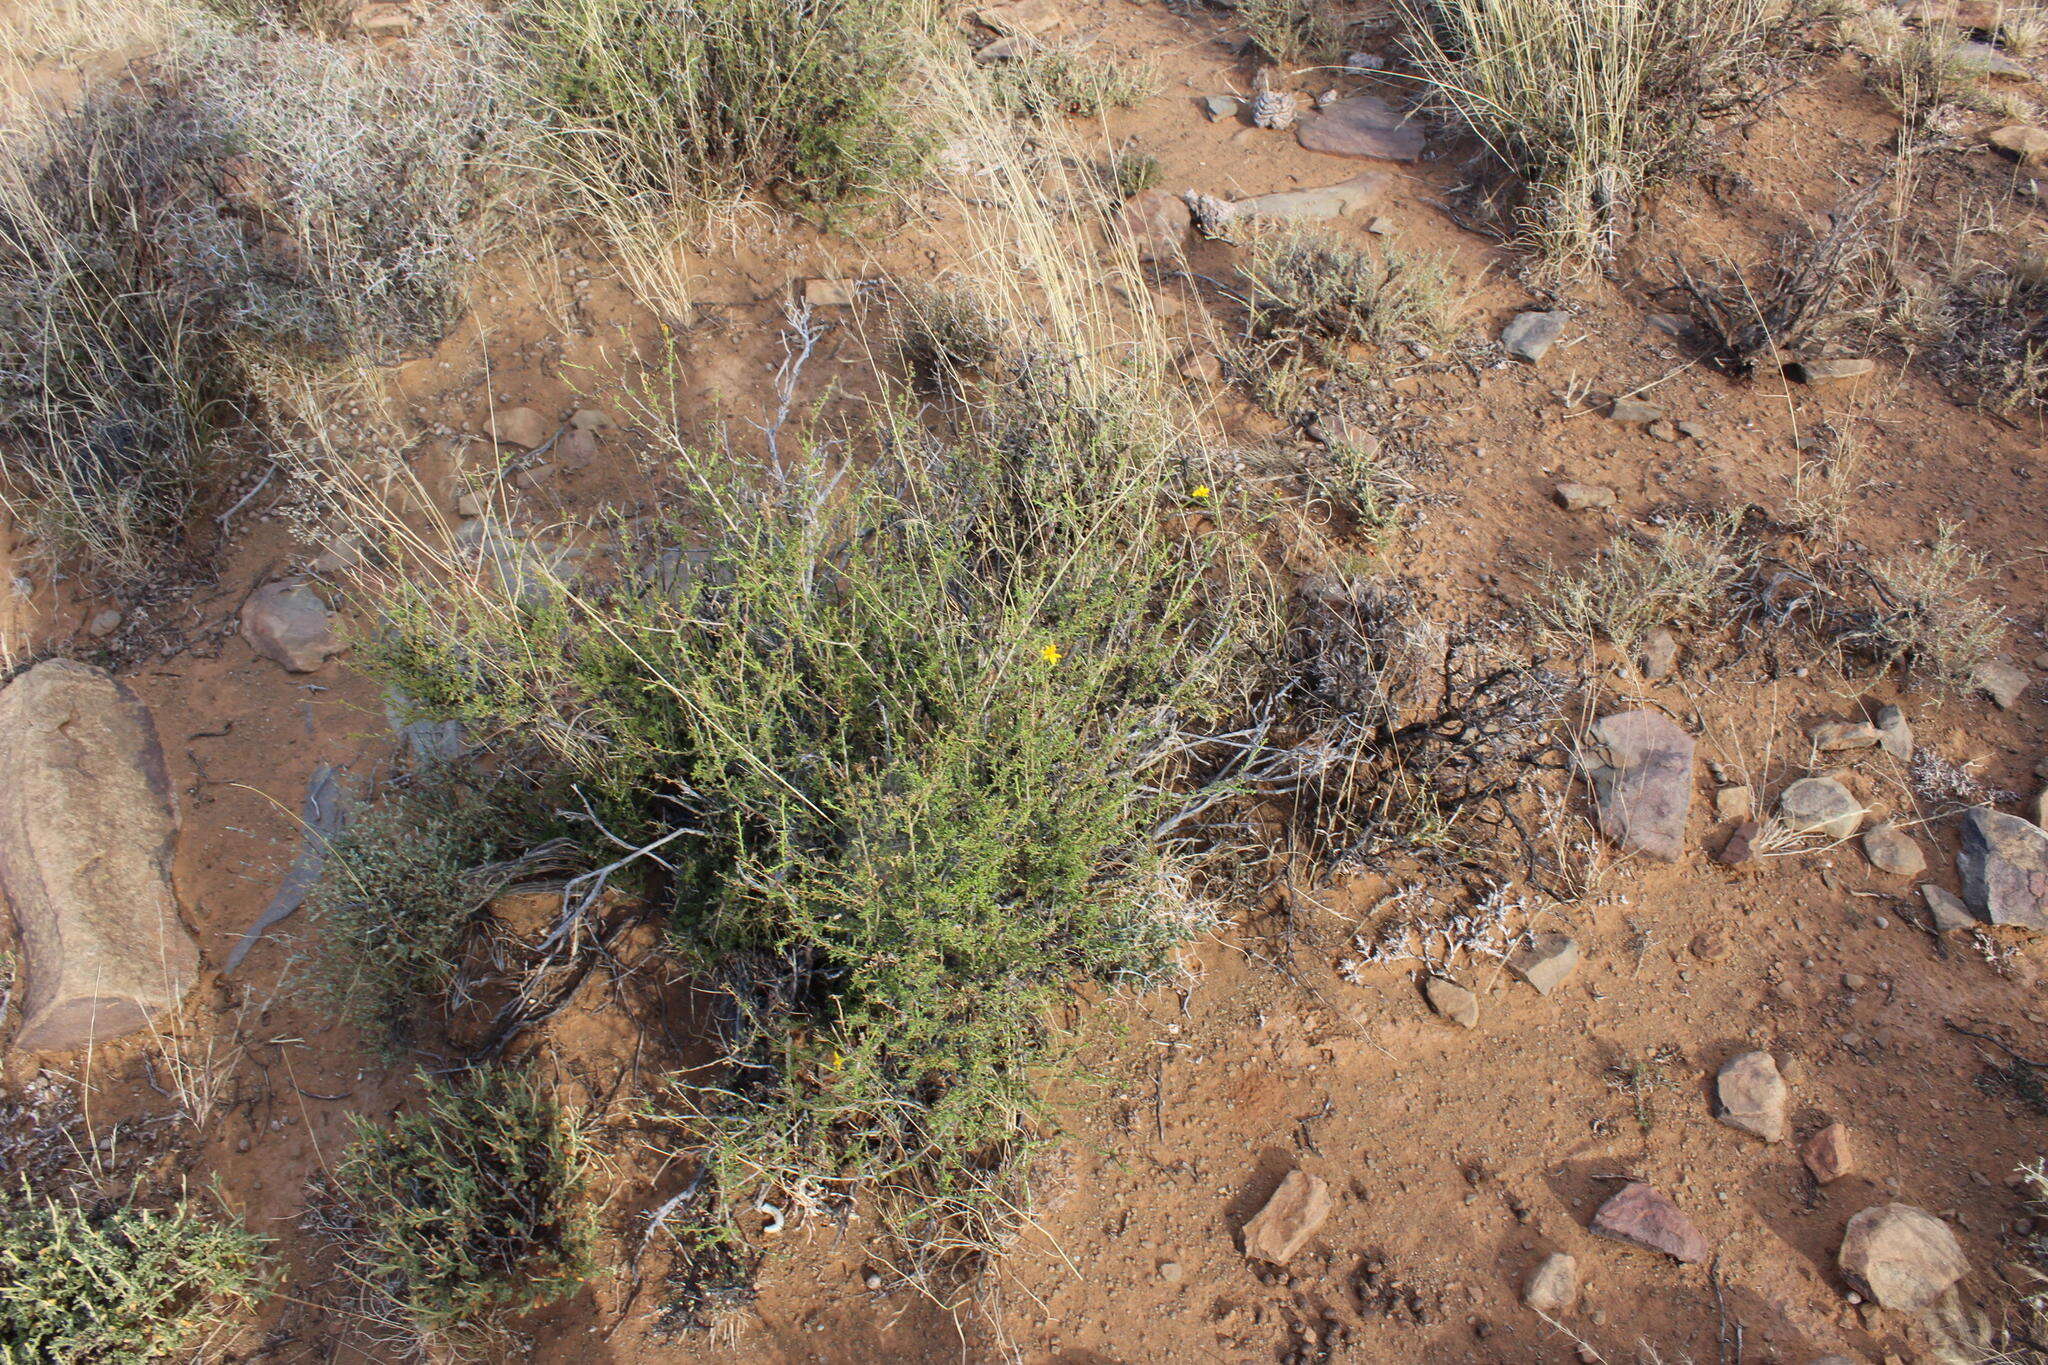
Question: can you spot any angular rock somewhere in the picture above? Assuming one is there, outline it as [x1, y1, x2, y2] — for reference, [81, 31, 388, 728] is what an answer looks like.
[1957, 806, 2048, 930]
[1609, 396, 1665, 423]
[1502, 311, 1567, 362]
[1716, 819, 1762, 865]
[1554, 481, 1615, 512]
[1508, 933, 1580, 995]
[977, 0, 1069, 36]
[1922, 883, 1979, 933]
[1296, 96, 1426, 161]
[1972, 657, 2030, 710]
[0, 661, 197, 1051]
[568, 408, 613, 431]
[241, 579, 343, 673]
[1591, 1183, 1709, 1262]
[1243, 1170, 1332, 1263]
[1234, 172, 1388, 223]
[483, 406, 551, 449]
[1716, 1051, 1789, 1142]
[1425, 975, 1479, 1028]
[1715, 785, 1754, 823]
[1202, 94, 1240, 121]
[1523, 1252, 1577, 1314]
[1584, 710, 1696, 861]
[1989, 124, 2048, 167]
[1803, 1122, 1855, 1184]
[1119, 189, 1193, 261]
[1777, 776, 1864, 841]
[800, 278, 863, 307]
[1838, 1204, 1968, 1312]
[1861, 823, 1925, 877]
[1811, 720, 1882, 752]
[1785, 358, 1876, 384]
[1875, 704, 1913, 761]
[1640, 628, 1679, 680]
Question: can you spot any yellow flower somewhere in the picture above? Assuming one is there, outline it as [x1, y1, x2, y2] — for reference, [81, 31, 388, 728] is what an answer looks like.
[831, 1049, 845, 1070]
[1041, 642, 1063, 665]
[1191, 484, 1211, 500]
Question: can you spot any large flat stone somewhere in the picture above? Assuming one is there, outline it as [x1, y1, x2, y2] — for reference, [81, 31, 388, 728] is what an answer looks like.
[1296, 97, 1426, 161]
[1584, 710, 1695, 861]
[1839, 1204, 1967, 1311]
[0, 661, 196, 1051]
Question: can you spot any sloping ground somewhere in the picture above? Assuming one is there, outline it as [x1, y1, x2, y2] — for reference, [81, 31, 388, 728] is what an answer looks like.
[2, 0, 2047, 1361]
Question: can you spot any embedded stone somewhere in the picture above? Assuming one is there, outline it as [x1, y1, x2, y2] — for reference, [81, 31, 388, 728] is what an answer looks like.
[1425, 975, 1479, 1028]
[1584, 710, 1696, 861]
[1957, 806, 2048, 930]
[1502, 311, 1568, 362]
[1803, 1122, 1855, 1184]
[240, 579, 343, 673]
[1242, 1170, 1333, 1264]
[1522, 1252, 1577, 1314]
[1716, 1051, 1788, 1142]
[1861, 823, 1925, 876]
[1777, 777, 1864, 841]
[1295, 96, 1426, 161]
[1591, 1183, 1709, 1262]
[1507, 933, 1580, 995]
[1838, 1204, 1967, 1312]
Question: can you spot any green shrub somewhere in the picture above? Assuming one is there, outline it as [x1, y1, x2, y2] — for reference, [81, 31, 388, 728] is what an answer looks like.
[0, 1186, 266, 1364]
[359, 334, 1271, 1270]
[307, 769, 566, 1051]
[327, 1069, 596, 1348]
[509, 0, 937, 215]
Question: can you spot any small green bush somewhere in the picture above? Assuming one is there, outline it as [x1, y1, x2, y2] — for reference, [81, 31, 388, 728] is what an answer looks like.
[509, 0, 937, 215]
[985, 46, 1158, 119]
[328, 1069, 596, 1347]
[1240, 223, 1463, 356]
[0, 1187, 266, 1364]
[1850, 522, 2008, 695]
[307, 769, 565, 1050]
[360, 331, 1271, 1269]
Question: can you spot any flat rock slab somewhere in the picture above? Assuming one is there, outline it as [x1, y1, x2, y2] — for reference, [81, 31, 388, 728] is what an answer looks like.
[1243, 1170, 1332, 1264]
[1957, 807, 2048, 930]
[0, 660, 197, 1051]
[1716, 1051, 1788, 1142]
[1862, 823, 1926, 876]
[1235, 172, 1389, 223]
[1777, 776, 1864, 841]
[1839, 1204, 1967, 1311]
[1591, 1182, 1708, 1262]
[1424, 975, 1479, 1028]
[1585, 710, 1695, 861]
[1296, 97, 1426, 161]
[1923, 883, 1979, 932]
[1508, 933, 1580, 995]
[1502, 310, 1567, 362]
[1973, 657, 2030, 709]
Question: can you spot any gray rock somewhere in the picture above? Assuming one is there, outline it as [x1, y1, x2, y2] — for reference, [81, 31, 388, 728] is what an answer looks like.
[568, 408, 614, 431]
[1957, 806, 2048, 930]
[1295, 96, 1426, 161]
[241, 579, 343, 673]
[1584, 710, 1696, 861]
[1861, 823, 1925, 876]
[1609, 396, 1665, 423]
[86, 608, 123, 638]
[1777, 776, 1864, 841]
[0, 661, 197, 1051]
[1838, 1204, 1967, 1312]
[454, 519, 583, 609]
[1508, 933, 1580, 995]
[1716, 1051, 1788, 1142]
[1952, 39, 2029, 79]
[1242, 1170, 1332, 1263]
[1784, 358, 1876, 384]
[1502, 311, 1568, 362]
[1591, 1183, 1708, 1262]
[1424, 975, 1479, 1028]
[1640, 628, 1679, 680]
[1875, 704, 1913, 760]
[1922, 883, 1979, 933]
[1202, 94, 1240, 121]
[1522, 1252, 1577, 1314]
[1233, 172, 1390, 224]
[1972, 657, 2030, 710]
[1554, 481, 1615, 512]
[1811, 720, 1881, 752]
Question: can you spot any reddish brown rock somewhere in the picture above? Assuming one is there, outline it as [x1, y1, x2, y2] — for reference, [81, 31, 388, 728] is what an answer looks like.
[1243, 1170, 1333, 1264]
[1716, 1051, 1789, 1142]
[241, 579, 343, 673]
[1118, 189, 1192, 262]
[1591, 1182, 1709, 1262]
[0, 661, 197, 1051]
[1584, 710, 1696, 861]
[1803, 1122, 1855, 1184]
[1296, 96, 1427, 161]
